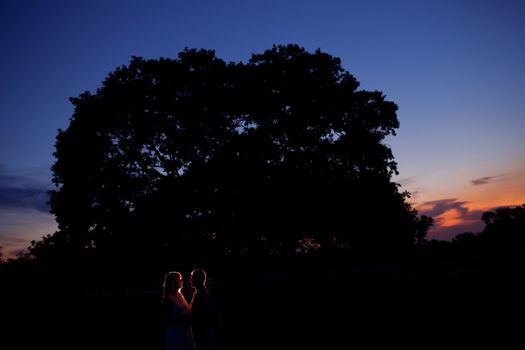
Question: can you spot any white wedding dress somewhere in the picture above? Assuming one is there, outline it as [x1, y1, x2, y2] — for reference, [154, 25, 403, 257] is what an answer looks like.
[165, 293, 196, 350]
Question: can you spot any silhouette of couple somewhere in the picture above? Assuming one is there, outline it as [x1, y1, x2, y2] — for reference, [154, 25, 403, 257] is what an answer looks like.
[161, 269, 220, 350]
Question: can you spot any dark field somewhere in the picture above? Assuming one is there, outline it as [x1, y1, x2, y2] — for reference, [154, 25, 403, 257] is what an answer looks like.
[3, 255, 525, 350]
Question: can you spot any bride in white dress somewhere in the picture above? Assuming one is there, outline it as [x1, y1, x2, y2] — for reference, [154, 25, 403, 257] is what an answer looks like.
[161, 271, 196, 350]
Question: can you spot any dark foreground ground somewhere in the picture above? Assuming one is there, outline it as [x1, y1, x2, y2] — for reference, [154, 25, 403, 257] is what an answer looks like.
[3, 256, 525, 350]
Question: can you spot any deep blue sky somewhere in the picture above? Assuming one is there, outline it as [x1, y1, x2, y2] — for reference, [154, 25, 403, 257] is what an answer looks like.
[1, 0, 524, 258]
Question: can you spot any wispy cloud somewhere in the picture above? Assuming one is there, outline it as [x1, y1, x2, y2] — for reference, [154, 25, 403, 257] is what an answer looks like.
[0, 165, 52, 213]
[395, 176, 419, 187]
[393, 176, 422, 203]
[470, 175, 504, 186]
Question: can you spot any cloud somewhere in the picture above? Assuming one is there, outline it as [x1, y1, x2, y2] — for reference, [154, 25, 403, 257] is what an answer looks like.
[417, 198, 485, 240]
[0, 166, 52, 213]
[470, 175, 503, 186]
[418, 198, 469, 218]
[418, 198, 525, 240]
[395, 176, 419, 187]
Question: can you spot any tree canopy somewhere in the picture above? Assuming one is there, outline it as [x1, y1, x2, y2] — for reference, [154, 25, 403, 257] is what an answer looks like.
[31, 44, 430, 265]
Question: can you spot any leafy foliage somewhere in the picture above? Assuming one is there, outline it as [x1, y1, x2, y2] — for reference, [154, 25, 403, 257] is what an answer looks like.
[32, 45, 428, 265]
[479, 204, 525, 250]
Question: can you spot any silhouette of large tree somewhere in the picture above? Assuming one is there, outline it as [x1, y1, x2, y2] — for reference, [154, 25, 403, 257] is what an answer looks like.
[33, 45, 428, 264]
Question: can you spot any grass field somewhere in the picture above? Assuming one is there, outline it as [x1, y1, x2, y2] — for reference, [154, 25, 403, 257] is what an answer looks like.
[3, 255, 525, 350]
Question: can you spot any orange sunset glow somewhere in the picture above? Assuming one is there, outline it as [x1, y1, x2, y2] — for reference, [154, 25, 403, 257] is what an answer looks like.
[411, 166, 525, 240]
[435, 208, 477, 228]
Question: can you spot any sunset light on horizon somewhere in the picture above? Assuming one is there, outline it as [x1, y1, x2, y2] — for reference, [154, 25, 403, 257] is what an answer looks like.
[405, 165, 525, 240]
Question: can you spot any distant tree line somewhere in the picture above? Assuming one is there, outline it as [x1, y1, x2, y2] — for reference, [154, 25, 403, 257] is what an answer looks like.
[451, 204, 525, 252]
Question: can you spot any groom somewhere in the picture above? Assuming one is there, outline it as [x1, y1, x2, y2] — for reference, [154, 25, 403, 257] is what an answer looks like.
[189, 269, 221, 350]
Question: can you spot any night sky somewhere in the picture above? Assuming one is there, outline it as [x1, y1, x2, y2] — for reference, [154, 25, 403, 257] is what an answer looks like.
[1, 0, 524, 258]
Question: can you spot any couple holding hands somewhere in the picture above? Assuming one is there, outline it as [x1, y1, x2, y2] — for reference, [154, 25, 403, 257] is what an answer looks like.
[161, 269, 221, 350]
